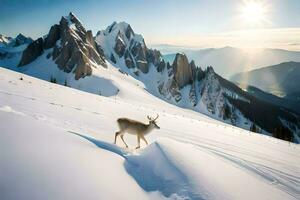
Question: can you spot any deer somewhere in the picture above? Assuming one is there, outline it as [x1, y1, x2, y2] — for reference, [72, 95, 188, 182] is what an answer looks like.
[114, 115, 160, 149]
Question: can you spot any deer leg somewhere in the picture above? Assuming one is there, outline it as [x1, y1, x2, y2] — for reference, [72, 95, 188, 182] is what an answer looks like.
[114, 131, 123, 144]
[114, 131, 120, 144]
[141, 135, 148, 145]
[136, 135, 141, 149]
[120, 134, 128, 148]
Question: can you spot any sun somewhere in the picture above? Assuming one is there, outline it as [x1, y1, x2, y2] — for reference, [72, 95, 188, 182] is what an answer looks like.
[240, 0, 268, 25]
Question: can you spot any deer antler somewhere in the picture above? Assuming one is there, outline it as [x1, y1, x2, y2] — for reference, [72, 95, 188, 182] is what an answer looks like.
[147, 115, 152, 120]
[153, 114, 159, 121]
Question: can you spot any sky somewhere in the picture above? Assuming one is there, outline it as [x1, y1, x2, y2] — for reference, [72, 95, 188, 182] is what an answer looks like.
[1, 0, 300, 50]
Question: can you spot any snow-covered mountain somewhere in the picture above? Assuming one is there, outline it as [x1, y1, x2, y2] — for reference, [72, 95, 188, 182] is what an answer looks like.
[0, 34, 32, 67]
[2, 67, 300, 200]
[0, 33, 32, 48]
[1, 13, 300, 142]
[18, 12, 106, 80]
[236, 84, 300, 115]
[163, 47, 300, 79]
[95, 21, 300, 142]
[231, 62, 300, 99]
[13, 34, 33, 47]
[0, 34, 11, 46]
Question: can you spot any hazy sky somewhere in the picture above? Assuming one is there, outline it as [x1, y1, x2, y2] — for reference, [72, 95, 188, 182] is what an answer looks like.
[1, 0, 300, 50]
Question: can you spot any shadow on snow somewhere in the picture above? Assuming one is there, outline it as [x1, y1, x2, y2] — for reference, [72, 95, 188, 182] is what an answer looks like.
[69, 131, 203, 200]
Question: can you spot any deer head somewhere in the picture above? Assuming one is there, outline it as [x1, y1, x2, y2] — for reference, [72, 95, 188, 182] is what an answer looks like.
[147, 114, 160, 129]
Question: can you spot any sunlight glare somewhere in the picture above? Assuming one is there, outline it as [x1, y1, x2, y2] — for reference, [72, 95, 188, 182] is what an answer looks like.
[240, 0, 268, 26]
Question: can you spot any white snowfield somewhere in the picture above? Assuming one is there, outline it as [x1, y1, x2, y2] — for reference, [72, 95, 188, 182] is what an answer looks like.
[0, 67, 299, 200]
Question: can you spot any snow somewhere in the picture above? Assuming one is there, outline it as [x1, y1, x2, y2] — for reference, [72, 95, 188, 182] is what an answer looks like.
[1, 67, 299, 200]
[95, 21, 145, 63]
[94, 22, 261, 135]
[0, 43, 29, 68]
[0, 35, 13, 46]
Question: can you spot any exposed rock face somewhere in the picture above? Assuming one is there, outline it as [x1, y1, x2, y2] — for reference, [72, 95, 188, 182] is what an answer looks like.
[172, 53, 193, 89]
[53, 13, 106, 79]
[43, 24, 60, 49]
[147, 49, 162, 68]
[200, 67, 223, 115]
[18, 38, 44, 66]
[14, 34, 33, 47]
[133, 43, 148, 73]
[18, 12, 107, 80]
[114, 31, 126, 57]
[95, 22, 152, 74]
[96, 22, 169, 75]
[110, 53, 116, 64]
[157, 60, 166, 72]
[124, 50, 134, 68]
[125, 25, 134, 39]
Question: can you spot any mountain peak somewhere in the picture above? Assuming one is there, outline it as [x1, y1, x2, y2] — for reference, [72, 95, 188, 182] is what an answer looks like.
[60, 12, 82, 28]
[64, 12, 77, 21]
[16, 33, 25, 39]
[0, 34, 12, 44]
[206, 66, 215, 73]
[102, 21, 135, 40]
[18, 12, 106, 79]
[96, 21, 149, 71]
[0, 33, 32, 47]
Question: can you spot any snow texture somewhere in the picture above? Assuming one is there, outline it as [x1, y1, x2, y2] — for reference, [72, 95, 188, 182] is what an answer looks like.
[1, 67, 299, 200]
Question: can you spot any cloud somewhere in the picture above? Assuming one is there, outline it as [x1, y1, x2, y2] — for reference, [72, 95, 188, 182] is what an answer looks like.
[288, 43, 300, 46]
[148, 27, 300, 51]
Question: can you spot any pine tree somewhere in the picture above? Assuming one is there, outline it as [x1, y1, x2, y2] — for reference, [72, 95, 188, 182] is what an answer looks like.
[250, 123, 258, 133]
[50, 76, 57, 83]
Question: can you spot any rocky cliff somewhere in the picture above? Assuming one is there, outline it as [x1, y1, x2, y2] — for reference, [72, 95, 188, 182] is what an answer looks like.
[18, 12, 106, 80]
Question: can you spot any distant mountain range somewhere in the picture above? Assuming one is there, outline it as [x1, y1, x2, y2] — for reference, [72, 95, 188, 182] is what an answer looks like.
[236, 83, 300, 114]
[0, 12, 299, 142]
[0, 33, 33, 48]
[231, 62, 300, 99]
[162, 46, 300, 79]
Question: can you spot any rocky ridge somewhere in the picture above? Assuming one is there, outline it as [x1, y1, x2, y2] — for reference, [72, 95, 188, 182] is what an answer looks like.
[18, 12, 106, 80]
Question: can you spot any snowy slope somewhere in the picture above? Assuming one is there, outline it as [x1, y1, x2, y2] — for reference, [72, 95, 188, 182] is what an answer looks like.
[95, 22, 300, 141]
[1, 67, 299, 200]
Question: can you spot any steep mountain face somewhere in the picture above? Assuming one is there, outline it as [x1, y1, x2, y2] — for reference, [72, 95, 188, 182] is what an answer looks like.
[231, 62, 300, 99]
[13, 34, 33, 47]
[237, 84, 300, 114]
[95, 22, 300, 142]
[172, 53, 193, 88]
[95, 22, 163, 74]
[0, 34, 33, 67]
[18, 12, 106, 80]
